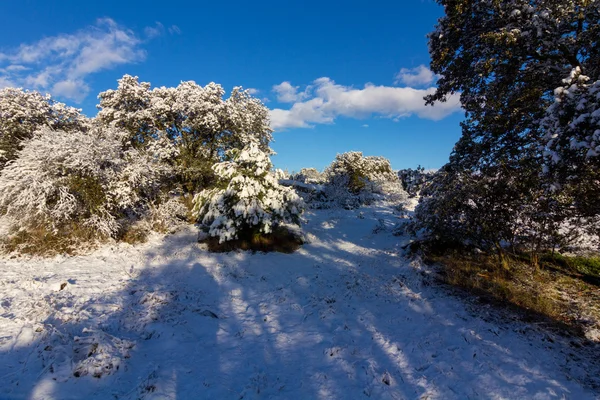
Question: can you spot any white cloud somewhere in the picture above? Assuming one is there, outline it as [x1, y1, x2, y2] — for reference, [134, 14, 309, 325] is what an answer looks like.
[362, 124, 369, 128]
[24, 66, 61, 88]
[246, 88, 259, 95]
[270, 97, 332, 129]
[144, 22, 164, 39]
[0, 76, 15, 89]
[0, 18, 148, 102]
[272, 81, 310, 103]
[4, 65, 29, 72]
[168, 25, 182, 35]
[52, 79, 90, 102]
[394, 65, 437, 87]
[269, 77, 461, 130]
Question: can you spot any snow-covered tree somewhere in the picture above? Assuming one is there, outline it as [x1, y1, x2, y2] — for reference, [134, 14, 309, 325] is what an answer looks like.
[192, 143, 304, 244]
[0, 88, 88, 169]
[416, 0, 600, 254]
[398, 166, 435, 197]
[97, 75, 272, 191]
[96, 75, 159, 144]
[293, 168, 326, 184]
[273, 168, 290, 180]
[542, 67, 600, 217]
[0, 124, 177, 245]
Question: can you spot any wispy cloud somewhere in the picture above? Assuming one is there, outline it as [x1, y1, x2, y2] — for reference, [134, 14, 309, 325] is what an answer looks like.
[0, 18, 149, 102]
[144, 22, 165, 39]
[394, 65, 438, 87]
[0, 76, 15, 89]
[269, 76, 461, 130]
[168, 25, 182, 35]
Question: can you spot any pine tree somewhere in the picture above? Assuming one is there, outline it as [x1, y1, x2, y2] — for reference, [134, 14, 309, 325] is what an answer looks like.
[192, 143, 304, 244]
[416, 0, 600, 252]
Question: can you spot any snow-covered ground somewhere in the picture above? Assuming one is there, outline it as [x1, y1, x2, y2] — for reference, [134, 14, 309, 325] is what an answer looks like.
[1, 204, 599, 399]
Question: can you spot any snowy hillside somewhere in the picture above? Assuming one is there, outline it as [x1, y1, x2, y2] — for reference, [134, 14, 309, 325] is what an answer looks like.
[1, 203, 599, 399]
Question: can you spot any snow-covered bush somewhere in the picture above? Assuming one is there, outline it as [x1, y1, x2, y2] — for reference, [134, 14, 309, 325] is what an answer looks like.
[293, 168, 326, 184]
[0, 125, 176, 251]
[145, 195, 189, 233]
[192, 143, 304, 245]
[96, 75, 159, 144]
[0, 88, 88, 169]
[410, 164, 589, 254]
[321, 174, 362, 209]
[398, 166, 436, 197]
[273, 168, 290, 180]
[318, 152, 408, 208]
[411, 168, 520, 249]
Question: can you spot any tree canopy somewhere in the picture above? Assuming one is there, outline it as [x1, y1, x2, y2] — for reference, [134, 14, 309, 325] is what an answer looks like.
[415, 0, 600, 252]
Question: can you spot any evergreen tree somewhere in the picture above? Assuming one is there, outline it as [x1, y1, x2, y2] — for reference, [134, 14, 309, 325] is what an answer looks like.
[416, 0, 600, 252]
[192, 142, 304, 244]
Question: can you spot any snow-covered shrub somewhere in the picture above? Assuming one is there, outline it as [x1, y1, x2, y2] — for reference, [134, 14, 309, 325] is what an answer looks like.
[398, 166, 436, 197]
[293, 168, 326, 184]
[411, 164, 586, 254]
[192, 143, 304, 245]
[273, 168, 290, 180]
[145, 195, 189, 233]
[412, 168, 512, 249]
[318, 152, 408, 208]
[96, 75, 159, 143]
[0, 88, 88, 169]
[321, 174, 362, 209]
[0, 125, 176, 252]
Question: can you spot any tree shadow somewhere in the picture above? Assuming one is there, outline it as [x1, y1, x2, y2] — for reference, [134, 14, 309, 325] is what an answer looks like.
[0, 204, 598, 399]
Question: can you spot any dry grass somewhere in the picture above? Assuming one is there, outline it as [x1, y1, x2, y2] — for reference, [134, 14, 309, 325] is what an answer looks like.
[1, 222, 103, 256]
[424, 251, 600, 338]
[180, 193, 197, 223]
[202, 227, 304, 253]
[117, 224, 149, 245]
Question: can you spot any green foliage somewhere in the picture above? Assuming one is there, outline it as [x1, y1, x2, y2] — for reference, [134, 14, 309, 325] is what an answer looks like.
[177, 152, 219, 193]
[66, 175, 107, 216]
[539, 253, 600, 278]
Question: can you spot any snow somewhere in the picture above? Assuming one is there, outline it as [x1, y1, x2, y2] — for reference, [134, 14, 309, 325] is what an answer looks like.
[279, 179, 325, 194]
[1, 203, 599, 399]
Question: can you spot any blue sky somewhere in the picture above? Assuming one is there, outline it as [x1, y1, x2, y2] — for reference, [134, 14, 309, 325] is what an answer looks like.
[0, 0, 463, 172]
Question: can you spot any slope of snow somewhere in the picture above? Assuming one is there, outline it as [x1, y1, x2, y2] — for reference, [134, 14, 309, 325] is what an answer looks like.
[1, 204, 599, 399]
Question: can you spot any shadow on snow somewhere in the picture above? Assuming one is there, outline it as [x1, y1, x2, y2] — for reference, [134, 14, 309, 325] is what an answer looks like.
[0, 204, 598, 399]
